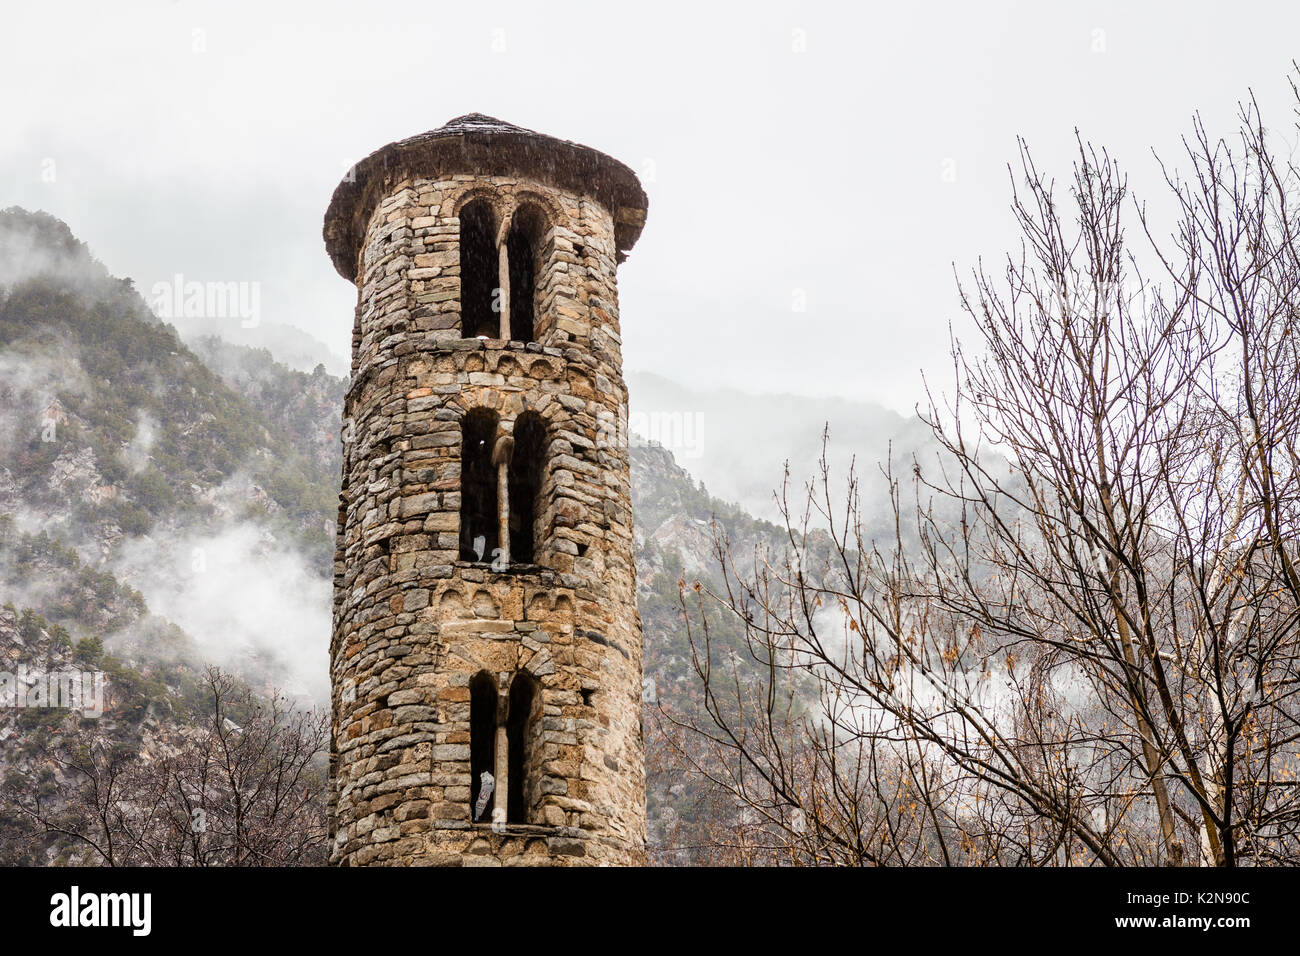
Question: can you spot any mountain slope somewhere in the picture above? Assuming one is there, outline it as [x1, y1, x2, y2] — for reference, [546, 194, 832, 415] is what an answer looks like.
[0, 208, 337, 696]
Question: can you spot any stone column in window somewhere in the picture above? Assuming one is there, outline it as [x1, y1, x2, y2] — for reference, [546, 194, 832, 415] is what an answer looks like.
[491, 431, 514, 566]
[493, 693, 509, 824]
[497, 240, 511, 340]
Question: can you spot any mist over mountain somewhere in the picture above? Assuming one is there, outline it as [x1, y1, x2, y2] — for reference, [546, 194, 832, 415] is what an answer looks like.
[627, 369, 943, 530]
[169, 316, 349, 378]
[0, 207, 336, 700]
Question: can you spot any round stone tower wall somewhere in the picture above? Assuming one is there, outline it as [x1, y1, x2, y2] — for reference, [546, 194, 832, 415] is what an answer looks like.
[329, 157, 646, 866]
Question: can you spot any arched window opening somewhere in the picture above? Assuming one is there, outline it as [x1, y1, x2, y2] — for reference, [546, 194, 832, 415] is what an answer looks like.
[469, 671, 497, 822]
[506, 672, 538, 824]
[506, 204, 547, 342]
[459, 408, 500, 562]
[459, 199, 498, 338]
[508, 412, 546, 563]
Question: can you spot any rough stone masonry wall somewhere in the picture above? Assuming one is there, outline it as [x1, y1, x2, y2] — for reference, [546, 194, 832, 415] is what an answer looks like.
[330, 172, 646, 866]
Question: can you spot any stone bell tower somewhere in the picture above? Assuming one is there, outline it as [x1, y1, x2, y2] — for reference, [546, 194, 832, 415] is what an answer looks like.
[323, 114, 648, 866]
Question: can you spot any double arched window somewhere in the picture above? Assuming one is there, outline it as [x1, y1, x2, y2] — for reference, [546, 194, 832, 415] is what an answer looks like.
[468, 669, 540, 825]
[458, 409, 546, 565]
[457, 198, 549, 342]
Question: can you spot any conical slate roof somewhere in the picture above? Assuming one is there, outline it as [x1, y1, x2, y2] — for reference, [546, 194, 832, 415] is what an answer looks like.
[323, 114, 648, 281]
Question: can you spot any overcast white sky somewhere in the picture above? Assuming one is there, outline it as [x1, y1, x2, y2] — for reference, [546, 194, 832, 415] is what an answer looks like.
[3, 0, 1298, 415]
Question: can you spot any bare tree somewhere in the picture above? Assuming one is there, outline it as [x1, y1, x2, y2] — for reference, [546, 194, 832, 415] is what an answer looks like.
[660, 75, 1300, 867]
[0, 736, 169, 866]
[2, 667, 328, 866]
[152, 668, 329, 866]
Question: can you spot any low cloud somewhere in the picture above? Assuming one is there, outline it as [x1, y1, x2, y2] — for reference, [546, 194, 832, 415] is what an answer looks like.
[109, 505, 330, 703]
